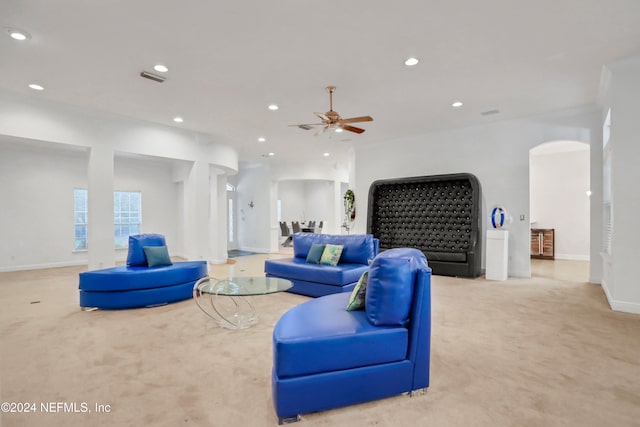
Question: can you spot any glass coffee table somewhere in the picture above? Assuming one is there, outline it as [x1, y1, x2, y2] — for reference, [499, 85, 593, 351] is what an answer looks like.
[193, 276, 292, 329]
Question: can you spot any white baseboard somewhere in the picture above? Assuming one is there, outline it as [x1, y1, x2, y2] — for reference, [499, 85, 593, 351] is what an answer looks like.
[601, 279, 640, 314]
[0, 260, 87, 273]
[238, 246, 270, 254]
[509, 269, 532, 278]
[554, 254, 590, 261]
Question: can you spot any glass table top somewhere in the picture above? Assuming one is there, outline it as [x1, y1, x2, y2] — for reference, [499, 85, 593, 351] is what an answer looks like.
[194, 276, 293, 296]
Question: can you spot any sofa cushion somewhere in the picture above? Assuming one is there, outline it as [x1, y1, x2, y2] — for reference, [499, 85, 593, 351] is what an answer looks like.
[424, 251, 467, 262]
[293, 233, 376, 265]
[273, 293, 408, 378]
[346, 271, 368, 311]
[366, 248, 424, 326]
[143, 245, 173, 267]
[305, 244, 325, 264]
[264, 258, 367, 287]
[127, 233, 166, 266]
[78, 261, 208, 291]
[320, 244, 343, 266]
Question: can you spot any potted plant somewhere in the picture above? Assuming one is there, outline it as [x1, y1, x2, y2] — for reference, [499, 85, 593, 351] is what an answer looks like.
[343, 189, 356, 233]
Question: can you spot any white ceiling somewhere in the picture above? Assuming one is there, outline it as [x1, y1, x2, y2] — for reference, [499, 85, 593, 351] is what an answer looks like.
[2, 1, 640, 169]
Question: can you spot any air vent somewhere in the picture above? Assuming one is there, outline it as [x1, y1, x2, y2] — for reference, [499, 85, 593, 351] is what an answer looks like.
[481, 109, 500, 116]
[140, 71, 165, 83]
[298, 124, 313, 130]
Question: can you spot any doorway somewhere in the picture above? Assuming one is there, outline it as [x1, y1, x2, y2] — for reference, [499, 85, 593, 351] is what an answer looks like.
[226, 183, 238, 251]
[529, 140, 590, 281]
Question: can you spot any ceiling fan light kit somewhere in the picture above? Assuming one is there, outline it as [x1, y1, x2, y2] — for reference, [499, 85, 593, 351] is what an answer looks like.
[290, 86, 373, 135]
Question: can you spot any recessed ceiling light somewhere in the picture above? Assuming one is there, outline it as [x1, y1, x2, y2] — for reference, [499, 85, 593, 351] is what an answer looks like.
[452, 101, 463, 108]
[28, 84, 44, 91]
[323, 152, 330, 157]
[173, 116, 184, 123]
[258, 137, 266, 142]
[268, 104, 279, 111]
[404, 57, 419, 66]
[268, 152, 275, 156]
[335, 128, 343, 133]
[153, 64, 169, 73]
[9, 29, 30, 41]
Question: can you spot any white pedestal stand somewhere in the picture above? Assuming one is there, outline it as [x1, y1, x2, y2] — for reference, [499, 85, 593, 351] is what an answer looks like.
[486, 229, 508, 281]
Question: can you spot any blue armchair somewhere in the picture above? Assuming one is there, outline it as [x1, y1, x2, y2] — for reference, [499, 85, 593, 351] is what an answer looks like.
[271, 248, 431, 423]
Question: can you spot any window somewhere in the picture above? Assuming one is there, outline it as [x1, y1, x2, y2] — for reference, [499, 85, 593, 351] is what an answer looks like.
[74, 189, 88, 250]
[74, 190, 142, 249]
[114, 191, 142, 248]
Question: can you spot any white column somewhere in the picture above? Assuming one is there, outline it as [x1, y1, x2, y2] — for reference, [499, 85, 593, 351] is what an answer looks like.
[209, 170, 228, 264]
[608, 58, 640, 313]
[589, 112, 603, 284]
[87, 145, 114, 270]
[269, 180, 280, 252]
[333, 180, 344, 235]
[183, 161, 210, 261]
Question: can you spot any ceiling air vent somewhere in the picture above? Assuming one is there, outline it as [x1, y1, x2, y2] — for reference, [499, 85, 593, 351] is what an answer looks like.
[139, 71, 165, 83]
[481, 109, 500, 116]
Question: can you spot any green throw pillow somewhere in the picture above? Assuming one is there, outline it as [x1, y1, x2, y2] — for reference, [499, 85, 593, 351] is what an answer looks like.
[306, 243, 326, 264]
[143, 245, 173, 267]
[320, 244, 343, 266]
[347, 271, 368, 311]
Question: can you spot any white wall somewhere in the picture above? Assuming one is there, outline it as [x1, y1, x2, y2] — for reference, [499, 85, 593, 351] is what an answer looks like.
[278, 180, 306, 225]
[0, 89, 238, 173]
[0, 89, 238, 271]
[0, 141, 185, 271]
[353, 112, 597, 278]
[236, 164, 272, 252]
[0, 140, 88, 270]
[114, 155, 180, 258]
[304, 180, 335, 231]
[530, 146, 590, 260]
[599, 56, 640, 314]
[277, 179, 336, 232]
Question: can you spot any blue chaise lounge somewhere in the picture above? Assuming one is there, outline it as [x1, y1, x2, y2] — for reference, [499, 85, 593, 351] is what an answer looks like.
[78, 233, 208, 310]
[272, 248, 431, 423]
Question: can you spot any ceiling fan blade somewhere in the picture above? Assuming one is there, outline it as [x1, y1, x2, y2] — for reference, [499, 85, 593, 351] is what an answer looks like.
[314, 126, 330, 137]
[341, 125, 366, 134]
[288, 123, 325, 128]
[338, 115, 373, 124]
[314, 112, 330, 122]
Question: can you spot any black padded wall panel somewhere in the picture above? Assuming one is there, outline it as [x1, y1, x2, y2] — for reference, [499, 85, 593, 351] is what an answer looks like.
[367, 173, 482, 277]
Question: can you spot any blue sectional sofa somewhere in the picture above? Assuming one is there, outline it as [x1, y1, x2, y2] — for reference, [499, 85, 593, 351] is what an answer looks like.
[264, 233, 379, 297]
[78, 234, 208, 309]
[272, 248, 432, 423]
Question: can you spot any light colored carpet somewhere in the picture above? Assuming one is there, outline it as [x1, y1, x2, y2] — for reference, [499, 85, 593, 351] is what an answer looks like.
[1, 256, 639, 427]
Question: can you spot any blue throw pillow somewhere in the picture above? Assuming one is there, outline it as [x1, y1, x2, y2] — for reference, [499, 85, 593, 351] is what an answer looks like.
[126, 233, 166, 266]
[306, 244, 326, 264]
[143, 245, 173, 267]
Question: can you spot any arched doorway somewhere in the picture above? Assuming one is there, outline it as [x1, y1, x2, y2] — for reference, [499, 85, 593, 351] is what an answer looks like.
[226, 182, 238, 251]
[529, 140, 590, 281]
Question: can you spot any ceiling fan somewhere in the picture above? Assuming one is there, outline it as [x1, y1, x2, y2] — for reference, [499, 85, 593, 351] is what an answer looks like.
[290, 86, 373, 135]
